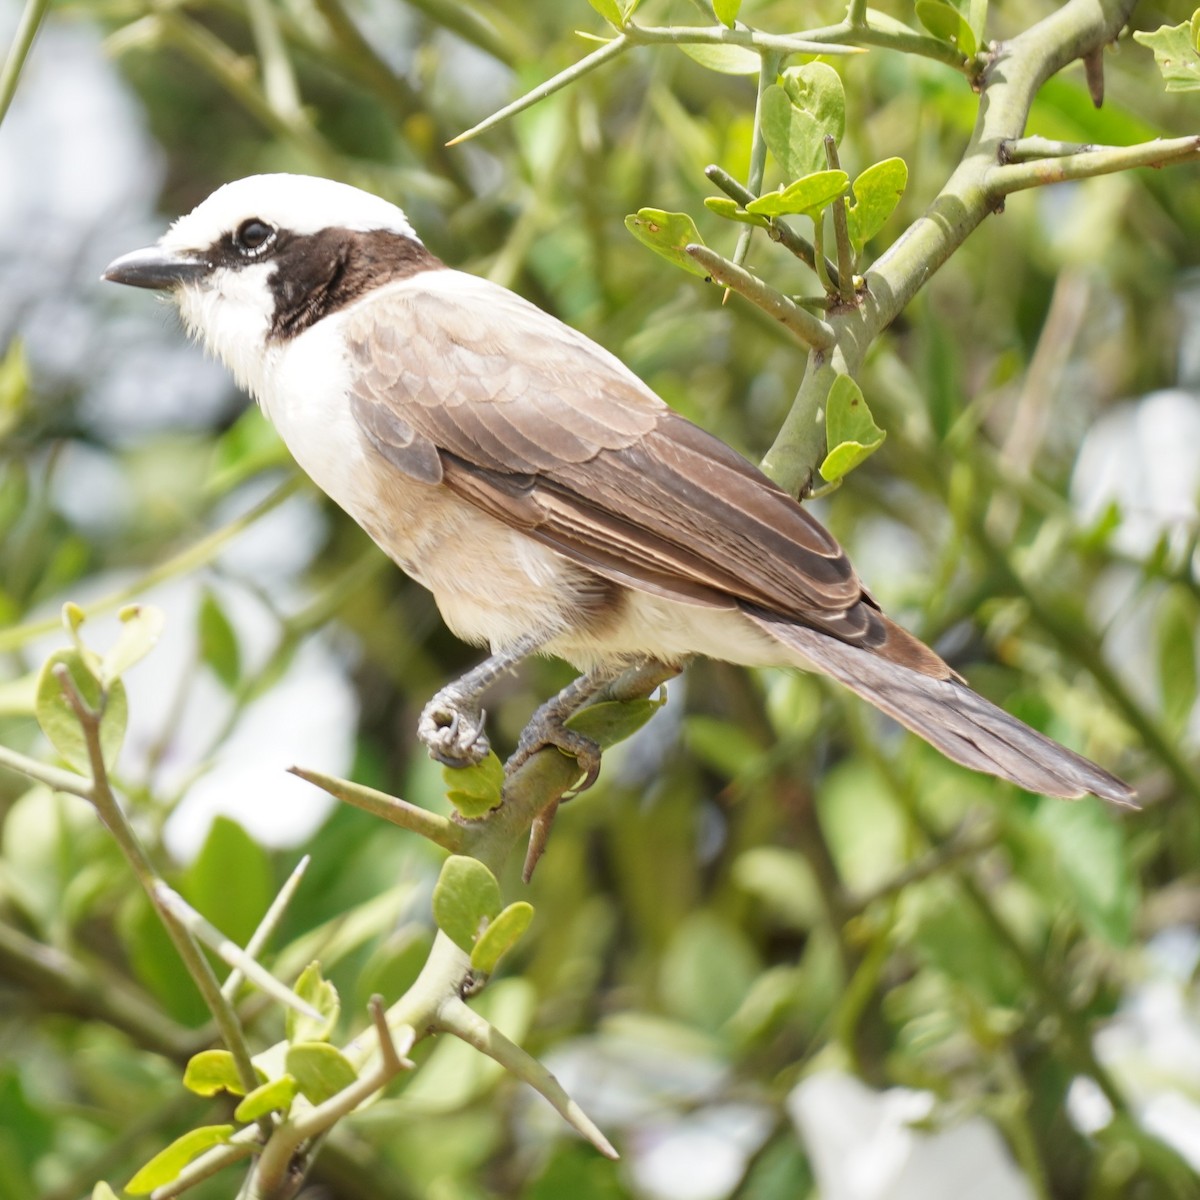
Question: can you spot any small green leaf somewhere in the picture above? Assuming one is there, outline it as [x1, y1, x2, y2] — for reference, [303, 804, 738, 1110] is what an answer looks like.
[444, 787, 501, 819]
[286, 1042, 358, 1105]
[442, 750, 504, 819]
[35, 648, 128, 772]
[198, 589, 241, 688]
[745, 170, 848, 218]
[779, 62, 845, 146]
[624, 209, 709, 277]
[847, 157, 908, 255]
[587, 0, 624, 26]
[234, 1075, 298, 1122]
[915, 0, 977, 56]
[564, 692, 665, 748]
[432, 855, 502, 953]
[184, 815, 274, 949]
[470, 901, 534, 975]
[760, 85, 824, 181]
[183, 1050, 257, 1097]
[713, 0, 741, 28]
[93, 1184, 120, 1200]
[125, 1125, 235, 1194]
[703, 197, 770, 228]
[1193, 9, 1200, 54]
[286, 961, 340, 1044]
[819, 374, 886, 483]
[677, 42, 761, 75]
[1134, 20, 1200, 92]
[62, 603, 102, 679]
[102, 604, 164, 684]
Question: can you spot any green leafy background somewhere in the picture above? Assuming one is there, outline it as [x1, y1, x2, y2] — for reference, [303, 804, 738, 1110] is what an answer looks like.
[1, 1, 1199, 1198]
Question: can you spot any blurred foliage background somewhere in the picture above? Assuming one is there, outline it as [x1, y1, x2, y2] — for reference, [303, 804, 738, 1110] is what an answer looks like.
[2, 0, 1200, 1198]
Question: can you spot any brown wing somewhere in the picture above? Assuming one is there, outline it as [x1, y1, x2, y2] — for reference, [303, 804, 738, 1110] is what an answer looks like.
[343, 272, 899, 652]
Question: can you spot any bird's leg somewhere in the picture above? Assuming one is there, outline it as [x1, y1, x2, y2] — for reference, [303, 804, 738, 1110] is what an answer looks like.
[505, 666, 623, 795]
[418, 632, 547, 768]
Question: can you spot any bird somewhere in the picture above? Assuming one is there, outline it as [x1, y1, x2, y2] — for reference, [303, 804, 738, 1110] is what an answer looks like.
[103, 173, 1135, 808]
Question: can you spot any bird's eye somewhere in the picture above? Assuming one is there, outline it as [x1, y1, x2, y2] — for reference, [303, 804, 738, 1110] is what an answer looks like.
[233, 219, 276, 256]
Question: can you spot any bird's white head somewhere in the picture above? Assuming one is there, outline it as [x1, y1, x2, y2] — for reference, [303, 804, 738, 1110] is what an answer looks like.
[103, 174, 437, 399]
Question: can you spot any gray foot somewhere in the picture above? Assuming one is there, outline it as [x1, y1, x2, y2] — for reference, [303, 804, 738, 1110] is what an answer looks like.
[507, 716, 602, 796]
[418, 690, 491, 767]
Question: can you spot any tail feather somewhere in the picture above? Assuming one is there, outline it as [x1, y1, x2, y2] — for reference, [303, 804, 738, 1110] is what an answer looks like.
[743, 607, 1136, 807]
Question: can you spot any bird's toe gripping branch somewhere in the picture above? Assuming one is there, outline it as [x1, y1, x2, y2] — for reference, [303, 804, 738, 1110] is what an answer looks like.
[506, 717, 602, 797]
[418, 690, 492, 767]
[504, 668, 618, 797]
[417, 632, 552, 769]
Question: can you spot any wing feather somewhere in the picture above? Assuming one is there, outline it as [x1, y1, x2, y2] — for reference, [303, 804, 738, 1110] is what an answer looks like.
[342, 273, 897, 651]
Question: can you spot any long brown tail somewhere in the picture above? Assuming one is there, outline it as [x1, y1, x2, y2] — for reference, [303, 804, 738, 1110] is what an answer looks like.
[743, 607, 1136, 806]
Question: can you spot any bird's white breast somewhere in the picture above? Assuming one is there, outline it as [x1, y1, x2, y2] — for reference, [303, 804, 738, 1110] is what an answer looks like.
[257, 312, 371, 508]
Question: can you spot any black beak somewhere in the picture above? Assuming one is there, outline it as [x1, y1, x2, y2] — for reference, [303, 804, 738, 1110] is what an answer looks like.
[102, 247, 211, 290]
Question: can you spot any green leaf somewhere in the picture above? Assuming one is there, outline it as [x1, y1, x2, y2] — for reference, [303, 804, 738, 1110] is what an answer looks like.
[683, 714, 764, 779]
[432, 855, 502, 953]
[677, 42, 761, 75]
[125, 1125, 235, 1194]
[732, 847, 821, 930]
[101, 604, 164, 684]
[183, 815, 274, 951]
[703, 197, 770, 227]
[587, 0, 624, 27]
[623, 209, 709, 277]
[1157, 585, 1197, 731]
[208, 404, 288, 494]
[182, 1050, 258, 1097]
[915, 0, 977, 56]
[1134, 21, 1200, 92]
[1035, 800, 1137, 946]
[745, 170, 848, 218]
[286, 961, 340, 1044]
[470, 900, 534, 975]
[713, 0, 741, 28]
[779, 62, 845, 147]
[819, 374, 886, 483]
[760, 85, 824, 181]
[443, 750, 504, 819]
[1193, 9, 1200, 54]
[93, 1184, 120, 1200]
[234, 1075, 298, 1122]
[565, 692, 665, 748]
[285, 1042, 358, 1105]
[660, 913, 760, 1031]
[197, 588, 241, 688]
[847, 157, 908, 255]
[35, 648, 128, 773]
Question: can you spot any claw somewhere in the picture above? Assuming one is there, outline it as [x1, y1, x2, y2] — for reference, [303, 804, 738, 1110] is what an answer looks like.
[506, 721, 602, 798]
[418, 695, 491, 767]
